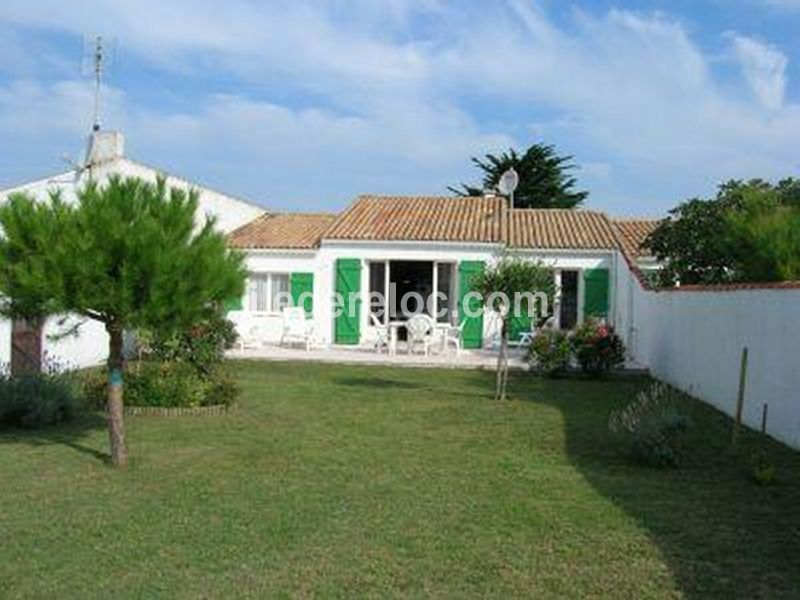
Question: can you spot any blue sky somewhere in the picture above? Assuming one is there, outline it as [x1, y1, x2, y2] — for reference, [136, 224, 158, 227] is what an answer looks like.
[1, 1, 799, 216]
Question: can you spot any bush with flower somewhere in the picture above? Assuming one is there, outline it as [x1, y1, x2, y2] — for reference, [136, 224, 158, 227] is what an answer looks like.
[570, 318, 626, 377]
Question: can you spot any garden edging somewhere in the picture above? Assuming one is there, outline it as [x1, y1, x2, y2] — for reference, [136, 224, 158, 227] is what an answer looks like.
[121, 404, 232, 417]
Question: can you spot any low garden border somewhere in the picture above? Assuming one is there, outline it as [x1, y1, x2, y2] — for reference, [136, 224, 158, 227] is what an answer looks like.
[122, 404, 232, 417]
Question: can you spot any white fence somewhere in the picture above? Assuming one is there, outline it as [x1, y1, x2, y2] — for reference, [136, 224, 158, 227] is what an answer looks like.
[621, 264, 800, 449]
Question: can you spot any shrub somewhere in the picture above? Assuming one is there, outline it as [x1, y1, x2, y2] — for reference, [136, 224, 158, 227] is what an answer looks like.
[751, 452, 777, 485]
[571, 319, 626, 377]
[132, 308, 240, 407]
[0, 360, 79, 428]
[143, 308, 238, 378]
[81, 362, 238, 409]
[528, 330, 572, 377]
[609, 382, 690, 467]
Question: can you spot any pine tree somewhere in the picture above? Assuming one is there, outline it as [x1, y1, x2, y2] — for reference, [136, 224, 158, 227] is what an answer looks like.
[450, 144, 588, 209]
[0, 176, 245, 466]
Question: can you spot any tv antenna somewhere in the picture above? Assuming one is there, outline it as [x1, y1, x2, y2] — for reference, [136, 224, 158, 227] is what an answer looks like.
[81, 35, 116, 133]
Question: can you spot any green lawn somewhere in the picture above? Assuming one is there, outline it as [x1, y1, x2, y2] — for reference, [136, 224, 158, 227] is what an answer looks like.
[1, 361, 799, 598]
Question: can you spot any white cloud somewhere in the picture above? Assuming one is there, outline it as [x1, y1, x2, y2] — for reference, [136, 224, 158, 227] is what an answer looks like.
[0, 1, 798, 214]
[729, 34, 788, 110]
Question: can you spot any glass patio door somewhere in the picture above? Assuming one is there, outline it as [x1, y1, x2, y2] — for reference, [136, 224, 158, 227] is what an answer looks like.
[559, 270, 579, 330]
[434, 262, 456, 324]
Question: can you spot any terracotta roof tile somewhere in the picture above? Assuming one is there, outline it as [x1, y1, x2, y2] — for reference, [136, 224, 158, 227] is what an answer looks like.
[612, 218, 660, 260]
[324, 195, 506, 244]
[508, 209, 618, 249]
[228, 212, 337, 249]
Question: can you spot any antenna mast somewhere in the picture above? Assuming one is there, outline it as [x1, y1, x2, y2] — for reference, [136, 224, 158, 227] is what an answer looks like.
[92, 35, 104, 132]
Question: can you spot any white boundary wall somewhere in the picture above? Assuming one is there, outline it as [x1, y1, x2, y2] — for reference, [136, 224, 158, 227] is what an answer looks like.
[618, 259, 800, 449]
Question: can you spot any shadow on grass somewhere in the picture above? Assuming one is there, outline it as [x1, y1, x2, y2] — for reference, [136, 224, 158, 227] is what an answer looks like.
[0, 411, 110, 464]
[508, 373, 800, 598]
[332, 376, 427, 390]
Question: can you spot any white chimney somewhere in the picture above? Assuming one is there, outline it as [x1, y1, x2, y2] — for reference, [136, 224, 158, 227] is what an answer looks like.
[85, 131, 125, 166]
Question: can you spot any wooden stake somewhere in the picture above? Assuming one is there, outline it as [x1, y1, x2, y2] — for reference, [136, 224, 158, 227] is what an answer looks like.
[732, 346, 748, 448]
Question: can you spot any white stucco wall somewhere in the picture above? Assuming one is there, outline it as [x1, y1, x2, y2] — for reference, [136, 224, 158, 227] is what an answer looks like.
[619, 258, 800, 449]
[43, 317, 109, 370]
[0, 158, 265, 234]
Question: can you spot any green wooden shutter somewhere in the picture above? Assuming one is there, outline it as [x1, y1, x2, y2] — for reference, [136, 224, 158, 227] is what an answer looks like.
[290, 272, 314, 315]
[458, 261, 485, 349]
[334, 259, 361, 345]
[223, 295, 243, 312]
[583, 268, 610, 320]
[508, 310, 531, 344]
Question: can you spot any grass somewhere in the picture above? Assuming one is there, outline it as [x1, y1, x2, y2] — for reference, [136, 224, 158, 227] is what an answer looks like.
[1, 361, 799, 598]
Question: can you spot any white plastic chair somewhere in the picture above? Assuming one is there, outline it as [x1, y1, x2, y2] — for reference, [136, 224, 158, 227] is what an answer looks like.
[441, 321, 466, 355]
[518, 316, 556, 347]
[369, 313, 390, 353]
[406, 314, 435, 356]
[280, 307, 316, 351]
[238, 324, 263, 351]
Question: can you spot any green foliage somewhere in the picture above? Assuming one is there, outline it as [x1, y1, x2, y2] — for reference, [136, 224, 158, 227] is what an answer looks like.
[0, 364, 79, 428]
[725, 189, 800, 282]
[645, 178, 800, 285]
[450, 143, 588, 209]
[126, 363, 212, 408]
[527, 329, 572, 377]
[0, 175, 246, 331]
[472, 257, 556, 319]
[645, 196, 737, 286]
[144, 308, 238, 378]
[609, 382, 690, 467]
[82, 362, 237, 409]
[571, 319, 626, 377]
[751, 452, 777, 485]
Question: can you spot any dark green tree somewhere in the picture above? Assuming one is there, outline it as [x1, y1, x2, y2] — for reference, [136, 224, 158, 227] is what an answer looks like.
[645, 178, 800, 286]
[450, 144, 588, 208]
[0, 176, 245, 466]
[472, 258, 555, 401]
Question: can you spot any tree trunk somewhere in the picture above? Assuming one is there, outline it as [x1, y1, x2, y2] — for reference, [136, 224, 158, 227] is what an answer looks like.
[495, 317, 509, 401]
[106, 322, 128, 467]
[499, 319, 510, 401]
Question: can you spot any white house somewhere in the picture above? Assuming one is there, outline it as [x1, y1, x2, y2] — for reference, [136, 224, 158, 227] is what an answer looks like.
[0, 130, 266, 370]
[227, 194, 658, 351]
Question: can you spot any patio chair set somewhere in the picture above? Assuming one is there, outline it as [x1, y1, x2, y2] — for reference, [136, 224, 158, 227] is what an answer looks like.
[370, 313, 465, 357]
[235, 307, 317, 352]
[234, 308, 556, 357]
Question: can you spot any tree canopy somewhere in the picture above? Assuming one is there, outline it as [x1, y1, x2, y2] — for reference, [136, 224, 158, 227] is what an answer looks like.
[0, 176, 245, 465]
[450, 144, 588, 209]
[645, 178, 800, 286]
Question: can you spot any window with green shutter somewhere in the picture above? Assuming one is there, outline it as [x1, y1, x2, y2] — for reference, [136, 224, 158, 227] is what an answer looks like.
[583, 268, 610, 320]
[334, 259, 361, 345]
[458, 261, 485, 349]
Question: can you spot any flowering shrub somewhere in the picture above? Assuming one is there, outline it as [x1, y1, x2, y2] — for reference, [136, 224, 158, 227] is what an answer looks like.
[527, 330, 572, 377]
[571, 319, 626, 377]
[609, 382, 690, 467]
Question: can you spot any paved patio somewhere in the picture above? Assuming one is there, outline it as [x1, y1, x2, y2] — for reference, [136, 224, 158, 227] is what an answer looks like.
[227, 342, 529, 370]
